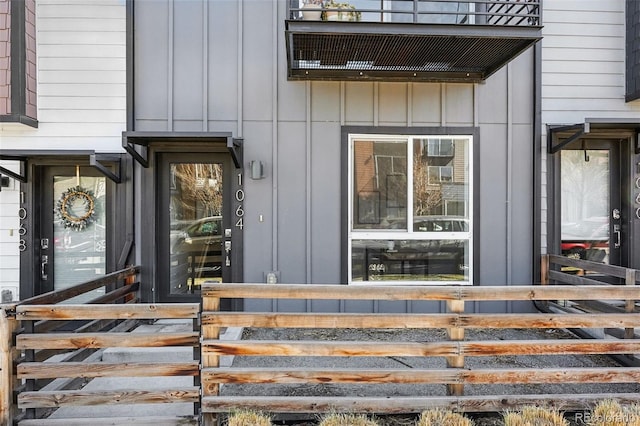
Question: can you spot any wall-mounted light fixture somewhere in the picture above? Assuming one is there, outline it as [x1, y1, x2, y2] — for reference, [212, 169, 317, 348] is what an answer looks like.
[0, 176, 10, 192]
[249, 160, 264, 180]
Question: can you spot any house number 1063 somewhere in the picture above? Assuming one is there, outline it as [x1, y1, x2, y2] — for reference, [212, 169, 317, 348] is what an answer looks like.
[235, 173, 244, 229]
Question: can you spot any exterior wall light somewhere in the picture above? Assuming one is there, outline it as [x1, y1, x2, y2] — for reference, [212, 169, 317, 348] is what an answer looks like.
[249, 161, 264, 180]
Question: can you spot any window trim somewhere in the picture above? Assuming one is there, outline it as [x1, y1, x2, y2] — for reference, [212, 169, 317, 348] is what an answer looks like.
[346, 131, 474, 286]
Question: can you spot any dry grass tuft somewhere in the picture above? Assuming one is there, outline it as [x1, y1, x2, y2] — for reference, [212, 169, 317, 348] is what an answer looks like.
[503, 406, 568, 426]
[318, 413, 380, 426]
[226, 409, 272, 426]
[417, 408, 474, 426]
[588, 400, 640, 426]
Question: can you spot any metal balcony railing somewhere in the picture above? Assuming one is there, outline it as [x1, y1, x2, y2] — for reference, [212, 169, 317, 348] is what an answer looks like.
[289, 0, 540, 27]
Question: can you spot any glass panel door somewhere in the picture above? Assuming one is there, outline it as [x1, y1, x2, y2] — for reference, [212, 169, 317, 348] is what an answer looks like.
[560, 145, 619, 266]
[41, 167, 107, 302]
[169, 162, 224, 295]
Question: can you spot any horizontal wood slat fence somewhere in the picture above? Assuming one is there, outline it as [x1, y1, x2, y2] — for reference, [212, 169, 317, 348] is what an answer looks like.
[1, 255, 639, 425]
[200, 254, 640, 423]
[0, 266, 200, 426]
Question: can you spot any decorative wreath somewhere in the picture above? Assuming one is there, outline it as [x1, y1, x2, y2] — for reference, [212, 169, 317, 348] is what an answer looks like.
[55, 185, 97, 231]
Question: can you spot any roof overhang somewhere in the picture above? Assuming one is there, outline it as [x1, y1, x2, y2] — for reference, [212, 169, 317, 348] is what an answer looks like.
[548, 118, 640, 154]
[121, 132, 243, 169]
[0, 151, 123, 183]
[285, 21, 542, 83]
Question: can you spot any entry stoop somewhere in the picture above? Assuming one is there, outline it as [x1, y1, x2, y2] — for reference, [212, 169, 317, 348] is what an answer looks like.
[102, 319, 242, 367]
[45, 321, 242, 420]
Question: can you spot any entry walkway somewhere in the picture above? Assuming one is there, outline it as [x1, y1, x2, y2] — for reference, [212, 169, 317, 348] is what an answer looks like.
[47, 320, 241, 420]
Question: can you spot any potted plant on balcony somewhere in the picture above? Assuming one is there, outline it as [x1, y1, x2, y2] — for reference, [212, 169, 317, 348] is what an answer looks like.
[323, 1, 361, 21]
[301, 0, 324, 20]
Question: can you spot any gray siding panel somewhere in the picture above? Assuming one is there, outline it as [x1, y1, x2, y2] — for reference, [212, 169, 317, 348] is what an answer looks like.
[445, 84, 474, 125]
[411, 83, 442, 125]
[243, 0, 274, 122]
[131, 0, 537, 314]
[277, 121, 307, 285]
[345, 82, 375, 124]
[209, 1, 239, 122]
[134, 0, 169, 124]
[478, 68, 507, 124]
[311, 121, 342, 285]
[311, 82, 341, 122]
[173, 0, 203, 121]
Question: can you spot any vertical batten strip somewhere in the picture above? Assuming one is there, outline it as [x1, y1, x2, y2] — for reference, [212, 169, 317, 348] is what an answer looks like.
[506, 62, 513, 313]
[202, 0, 208, 132]
[167, 0, 174, 131]
[306, 80, 312, 287]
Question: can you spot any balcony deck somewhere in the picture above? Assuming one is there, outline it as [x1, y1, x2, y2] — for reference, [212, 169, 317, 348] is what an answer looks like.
[286, 0, 542, 82]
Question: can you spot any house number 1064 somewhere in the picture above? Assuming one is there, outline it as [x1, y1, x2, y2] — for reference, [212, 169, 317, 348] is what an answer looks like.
[235, 173, 244, 229]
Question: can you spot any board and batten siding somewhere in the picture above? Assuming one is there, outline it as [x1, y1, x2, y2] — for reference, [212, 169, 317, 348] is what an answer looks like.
[133, 0, 535, 313]
[540, 0, 640, 254]
[0, 0, 127, 300]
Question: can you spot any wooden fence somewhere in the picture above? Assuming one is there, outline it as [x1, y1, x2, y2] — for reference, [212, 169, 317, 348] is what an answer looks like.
[200, 256, 640, 423]
[1, 255, 639, 425]
[0, 266, 201, 426]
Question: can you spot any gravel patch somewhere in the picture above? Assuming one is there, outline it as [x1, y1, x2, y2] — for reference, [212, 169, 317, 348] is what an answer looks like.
[220, 327, 638, 425]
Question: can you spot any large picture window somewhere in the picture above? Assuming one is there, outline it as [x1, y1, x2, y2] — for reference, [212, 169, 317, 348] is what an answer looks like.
[349, 134, 472, 285]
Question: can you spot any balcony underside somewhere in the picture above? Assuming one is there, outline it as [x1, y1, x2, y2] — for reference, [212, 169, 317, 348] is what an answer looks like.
[286, 21, 542, 83]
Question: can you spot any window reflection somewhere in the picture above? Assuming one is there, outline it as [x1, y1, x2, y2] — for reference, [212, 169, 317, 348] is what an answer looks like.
[169, 163, 223, 294]
[350, 135, 472, 285]
[353, 140, 407, 229]
[352, 239, 469, 282]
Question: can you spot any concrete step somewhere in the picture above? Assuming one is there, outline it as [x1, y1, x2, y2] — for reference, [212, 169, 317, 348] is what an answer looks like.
[101, 321, 242, 367]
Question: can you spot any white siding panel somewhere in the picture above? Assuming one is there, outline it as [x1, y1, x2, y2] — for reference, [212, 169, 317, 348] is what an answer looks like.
[542, 47, 623, 62]
[38, 96, 126, 110]
[0, 136, 124, 151]
[37, 110, 125, 123]
[39, 57, 126, 71]
[542, 36, 623, 50]
[37, 3, 124, 19]
[39, 83, 126, 97]
[543, 60, 624, 75]
[38, 17, 124, 32]
[543, 98, 640, 113]
[542, 72, 623, 87]
[39, 70, 125, 84]
[544, 0, 623, 13]
[10, 122, 126, 136]
[542, 85, 625, 100]
[37, 31, 125, 45]
[38, 44, 124, 58]
[543, 10, 622, 25]
[543, 23, 624, 38]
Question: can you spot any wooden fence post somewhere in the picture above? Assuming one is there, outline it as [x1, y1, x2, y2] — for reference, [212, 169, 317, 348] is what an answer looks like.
[624, 268, 636, 340]
[446, 299, 464, 397]
[0, 305, 17, 425]
[201, 289, 220, 426]
[540, 254, 549, 285]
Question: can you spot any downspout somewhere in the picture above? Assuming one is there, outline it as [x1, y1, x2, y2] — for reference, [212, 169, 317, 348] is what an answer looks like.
[271, 0, 279, 280]
[506, 62, 513, 314]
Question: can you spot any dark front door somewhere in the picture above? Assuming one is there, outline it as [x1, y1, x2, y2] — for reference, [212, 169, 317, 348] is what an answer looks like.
[559, 139, 623, 267]
[37, 166, 108, 301]
[157, 153, 238, 302]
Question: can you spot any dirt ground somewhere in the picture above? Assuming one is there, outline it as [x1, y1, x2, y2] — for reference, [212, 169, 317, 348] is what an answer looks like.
[220, 327, 638, 426]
